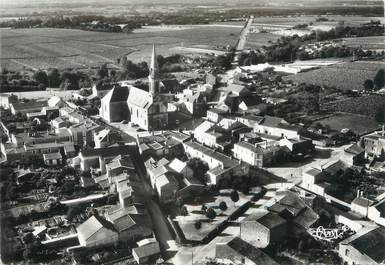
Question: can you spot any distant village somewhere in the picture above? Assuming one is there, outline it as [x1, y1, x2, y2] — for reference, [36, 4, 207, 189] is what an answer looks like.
[0, 43, 385, 265]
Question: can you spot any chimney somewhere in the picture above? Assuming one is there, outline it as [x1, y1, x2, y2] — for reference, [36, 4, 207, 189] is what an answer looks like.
[357, 189, 360, 198]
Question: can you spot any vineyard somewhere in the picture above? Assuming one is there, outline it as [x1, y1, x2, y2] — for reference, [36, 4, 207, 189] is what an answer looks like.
[322, 94, 385, 117]
[0, 25, 241, 71]
[284, 61, 385, 91]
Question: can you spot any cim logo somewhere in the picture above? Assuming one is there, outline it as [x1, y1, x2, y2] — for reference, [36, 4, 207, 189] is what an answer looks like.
[308, 225, 350, 242]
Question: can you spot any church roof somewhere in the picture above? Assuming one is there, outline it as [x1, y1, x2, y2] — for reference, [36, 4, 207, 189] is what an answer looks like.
[103, 85, 129, 103]
[127, 86, 152, 109]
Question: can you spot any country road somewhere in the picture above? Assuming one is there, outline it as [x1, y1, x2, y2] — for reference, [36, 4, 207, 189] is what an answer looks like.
[232, 16, 254, 67]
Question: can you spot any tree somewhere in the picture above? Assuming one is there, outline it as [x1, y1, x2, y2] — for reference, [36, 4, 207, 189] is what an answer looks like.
[375, 105, 385, 123]
[187, 158, 209, 184]
[47, 68, 61, 87]
[33, 70, 49, 87]
[219, 201, 227, 211]
[374, 69, 385, 89]
[230, 190, 239, 202]
[23, 232, 35, 244]
[194, 220, 202, 229]
[205, 208, 216, 220]
[96, 63, 109, 80]
[180, 206, 188, 216]
[67, 206, 81, 221]
[363, 79, 374, 91]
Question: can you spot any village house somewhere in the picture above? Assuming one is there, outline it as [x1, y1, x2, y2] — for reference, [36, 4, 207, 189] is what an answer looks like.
[268, 190, 319, 235]
[154, 172, 178, 202]
[342, 144, 365, 166]
[10, 100, 48, 115]
[137, 131, 186, 158]
[43, 152, 63, 166]
[240, 210, 287, 248]
[362, 130, 385, 157]
[236, 115, 264, 128]
[233, 141, 283, 167]
[175, 88, 206, 116]
[76, 215, 119, 248]
[254, 115, 301, 139]
[72, 145, 132, 172]
[279, 137, 314, 156]
[0, 93, 18, 109]
[207, 108, 227, 123]
[91, 82, 113, 99]
[51, 117, 66, 129]
[132, 238, 161, 265]
[351, 195, 373, 217]
[176, 173, 205, 199]
[168, 158, 194, 179]
[368, 198, 385, 227]
[215, 236, 279, 265]
[339, 225, 385, 265]
[47, 96, 65, 108]
[183, 141, 249, 185]
[105, 155, 135, 183]
[104, 208, 153, 243]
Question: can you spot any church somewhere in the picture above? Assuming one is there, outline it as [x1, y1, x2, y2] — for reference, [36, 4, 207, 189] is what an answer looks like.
[100, 45, 174, 131]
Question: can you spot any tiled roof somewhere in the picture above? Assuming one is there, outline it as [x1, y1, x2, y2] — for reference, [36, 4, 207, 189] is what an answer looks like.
[80, 145, 131, 158]
[351, 227, 385, 264]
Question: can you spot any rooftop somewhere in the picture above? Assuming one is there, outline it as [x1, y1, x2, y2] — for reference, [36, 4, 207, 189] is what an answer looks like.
[243, 210, 286, 229]
[184, 141, 238, 168]
[351, 227, 385, 264]
[80, 145, 131, 158]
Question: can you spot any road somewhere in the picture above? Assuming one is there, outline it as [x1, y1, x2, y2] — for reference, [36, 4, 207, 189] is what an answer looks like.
[95, 117, 176, 259]
[130, 148, 175, 260]
[232, 16, 254, 67]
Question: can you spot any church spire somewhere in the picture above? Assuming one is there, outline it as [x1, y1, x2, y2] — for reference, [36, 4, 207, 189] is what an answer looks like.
[149, 44, 159, 95]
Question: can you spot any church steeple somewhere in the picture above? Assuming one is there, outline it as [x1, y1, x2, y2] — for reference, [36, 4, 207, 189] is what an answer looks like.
[149, 44, 160, 95]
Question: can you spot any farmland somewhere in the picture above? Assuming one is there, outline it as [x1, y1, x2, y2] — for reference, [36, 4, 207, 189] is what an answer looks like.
[316, 112, 380, 135]
[283, 61, 385, 91]
[342, 36, 385, 50]
[322, 94, 385, 118]
[0, 24, 241, 71]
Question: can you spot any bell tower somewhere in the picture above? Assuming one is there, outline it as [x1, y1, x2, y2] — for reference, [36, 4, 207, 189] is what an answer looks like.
[149, 44, 160, 95]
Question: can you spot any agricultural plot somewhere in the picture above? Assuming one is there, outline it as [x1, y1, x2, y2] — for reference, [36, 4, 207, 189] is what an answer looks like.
[342, 36, 385, 50]
[316, 112, 380, 136]
[0, 25, 241, 71]
[245, 32, 280, 49]
[323, 94, 385, 118]
[283, 61, 385, 91]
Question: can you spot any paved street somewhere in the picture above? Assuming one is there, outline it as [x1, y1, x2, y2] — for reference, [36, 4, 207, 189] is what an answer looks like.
[130, 149, 176, 260]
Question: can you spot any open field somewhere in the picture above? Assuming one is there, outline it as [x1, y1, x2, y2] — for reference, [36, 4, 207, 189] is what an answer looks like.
[342, 36, 385, 50]
[284, 60, 385, 91]
[316, 112, 380, 135]
[249, 15, 385, 37]
[0, 24, 241, 70]
[322, 94, 385, 118]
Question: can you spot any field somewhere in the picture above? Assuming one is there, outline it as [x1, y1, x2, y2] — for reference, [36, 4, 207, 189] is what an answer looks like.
[0, 24, 242, 71]
[342, 36, 385, 50]
[248, 15, 385, 37]
[322, 94, 385, 117]
[316, 112, 380, 135]
[283, 60, 385, 91]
